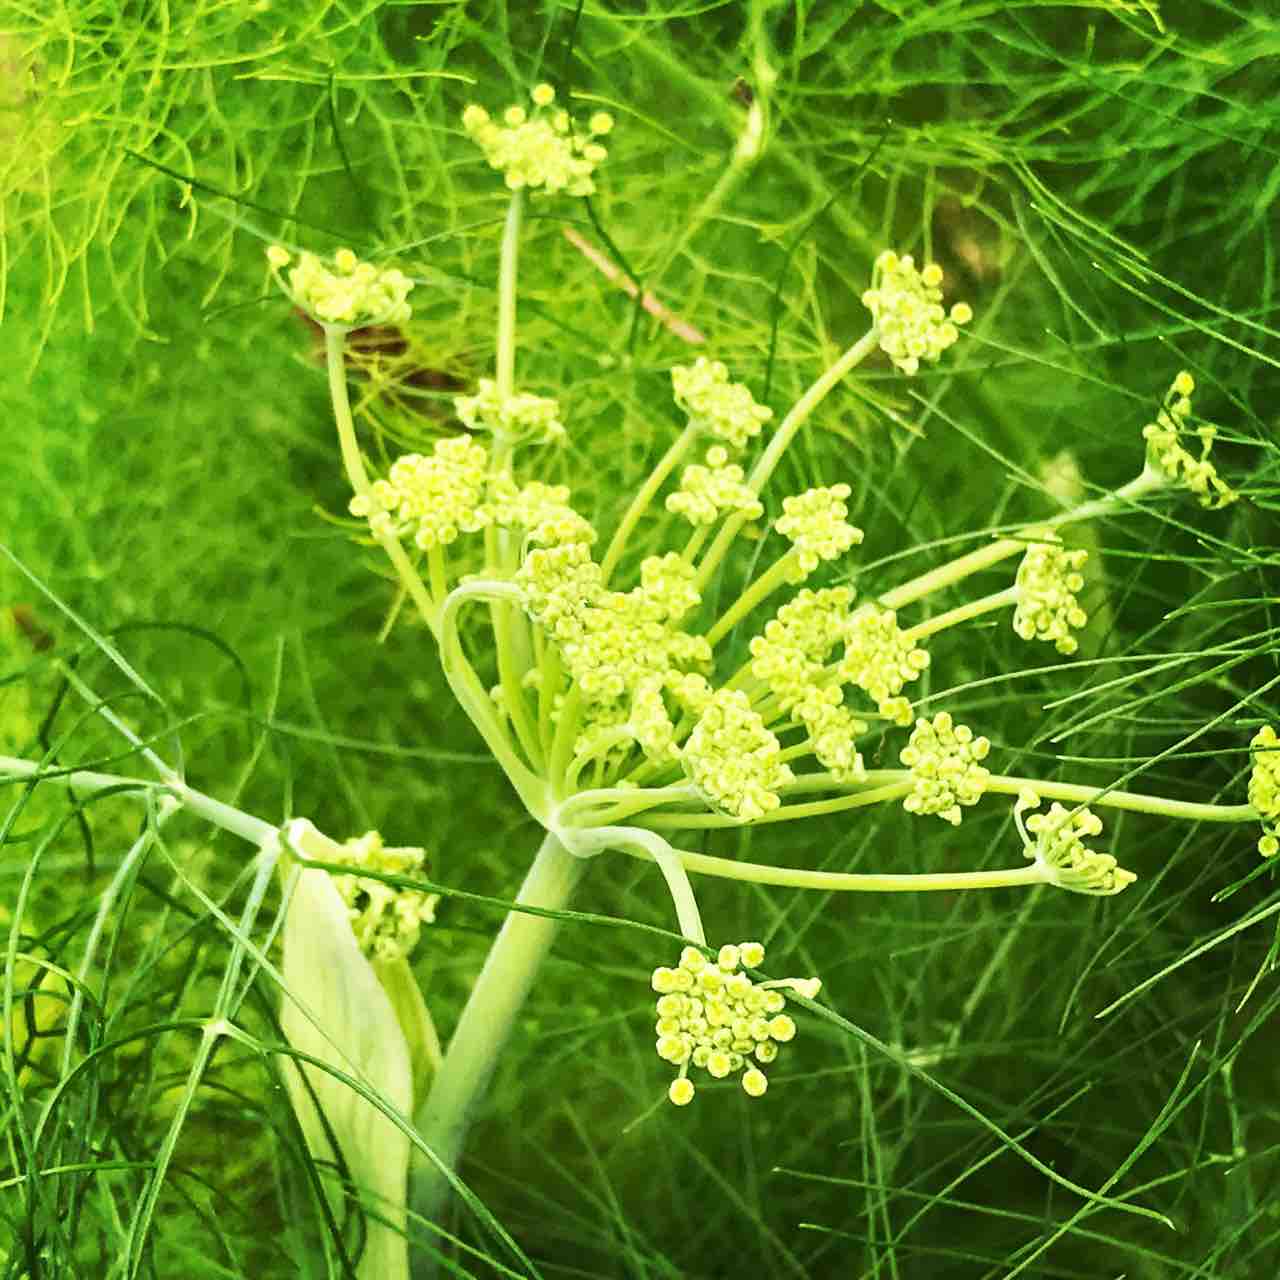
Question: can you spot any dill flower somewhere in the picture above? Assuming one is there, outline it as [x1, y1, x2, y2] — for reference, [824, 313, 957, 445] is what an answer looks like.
[455, 378, 566, 445]
[462, 84, 613, 196]
[900, 711, 991, 825]
[667, 446, 764, 525]
[1249, 725, 1280, 857]
[671, 358, 774, 450]
[652, 943, 819, 1105]
[861, 250, 972, 375]
[774, 484, 864, 580]
[1012, 533, 1089, 655]
[838, 604, 930, 725]
[1015, 790, 1136, 896]
[1141, 371, 1238, 508]
[331, 831, 440, 963]
[267, 245, 413, 329]
[682, 689, 794, 820]
[349, 437, 492, 549]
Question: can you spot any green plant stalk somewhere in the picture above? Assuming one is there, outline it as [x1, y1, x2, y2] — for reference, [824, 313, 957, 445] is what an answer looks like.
[0, 756, 277, 846]
[616, 840, 1050, 893]
[880, 470, 1166, 612]
[703, 548, 800, 649]
[695, 327, 879, 589]
[486, 191, 544, 771]
[600, 422, 698, 582]
[903, 585, 1019, 642]
[982, 774, 1256, 823]
[325, 326, 441, 636]
[438, 582, 549, 820]
[410, 831, 585, 1255]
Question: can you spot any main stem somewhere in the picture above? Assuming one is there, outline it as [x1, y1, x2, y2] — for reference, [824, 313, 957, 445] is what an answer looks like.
[410, 831, 584, 1267]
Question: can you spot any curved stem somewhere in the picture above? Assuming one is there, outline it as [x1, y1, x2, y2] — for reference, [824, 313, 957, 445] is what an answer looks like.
[562, 824, 705, 944]
[325, 326, 441, 637]
[410, 831, 584, 1260]
[438, 582, 548, 820]
[615, 839, 1049, 893]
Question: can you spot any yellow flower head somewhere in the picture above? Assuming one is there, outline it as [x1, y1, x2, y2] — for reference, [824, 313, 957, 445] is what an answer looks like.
[651, 942, 819, 1105]
[462, 84, 613, 196]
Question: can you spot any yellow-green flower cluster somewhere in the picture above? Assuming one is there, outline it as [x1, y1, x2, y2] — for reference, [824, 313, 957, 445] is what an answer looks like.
[838, 604, 930, 725]
[671, 358, 774, 450]
[1013, 534, 1088, 656]
[349, 437, 490, 548]
[1141, 371, 1237, 509]
[461, 84, 613, 196]
[749, 588, 853, 711]
[1249, 725, 1280, 857]
[748, 588, 867, 782]
[652, 942, 820, 1106]
[517, 541, 711, 755]
[1015, 791, 1135, 896]
[455, 378, 566, 445]
[860, 250, 972, 376]
[267, 246, 413, 329]
[666, 446, 764, 526]
[775, 484, 864, 581]
[330, 831, 440, 962]
[682, 689, 794, 820]
[900, 711, 991, 825]
[485, 475, 597, 547]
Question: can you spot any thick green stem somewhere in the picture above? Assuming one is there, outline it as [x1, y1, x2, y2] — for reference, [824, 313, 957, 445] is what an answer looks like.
[410, 832, 584, 1258]
[325, 326, 440, 636]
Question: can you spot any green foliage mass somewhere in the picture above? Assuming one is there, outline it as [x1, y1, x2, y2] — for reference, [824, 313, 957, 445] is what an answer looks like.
[3, 2, 1279, 1277]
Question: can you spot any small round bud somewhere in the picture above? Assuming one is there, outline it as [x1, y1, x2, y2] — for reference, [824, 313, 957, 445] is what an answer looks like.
[266, 245, 291, 269]
[742, 1068, 768, 1098]
[767, 1014, 796, 1043]
[738, 941, 765, 968]
[589, 111, 614, 135]
[333, 248, 357, 273]
[668, 1077, 695, 1106]
[531, 83, 556, 107]
[717, 943, 741, 971]
[921, 262, 944, 287]
[1172, 370, 1195, 396]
